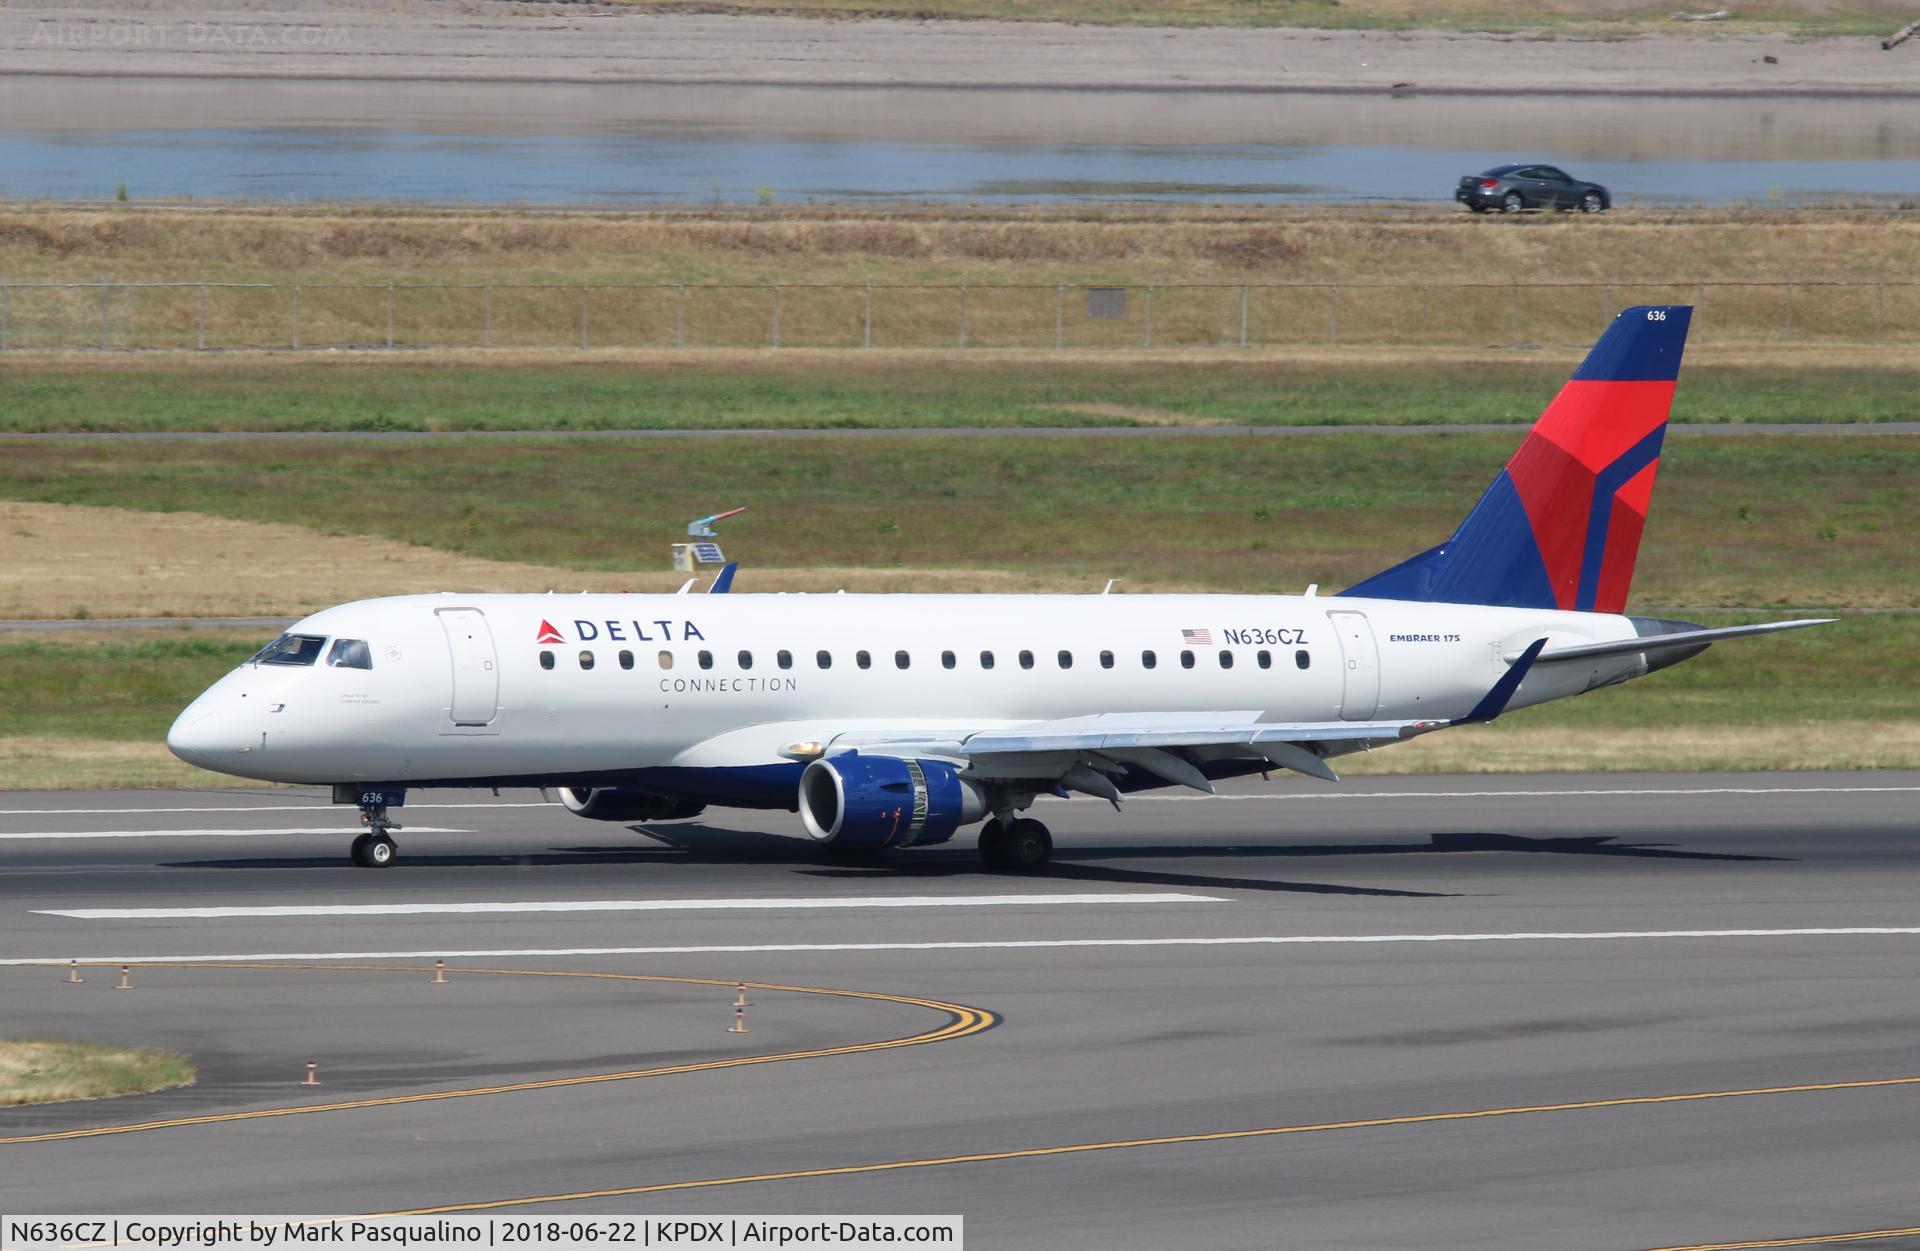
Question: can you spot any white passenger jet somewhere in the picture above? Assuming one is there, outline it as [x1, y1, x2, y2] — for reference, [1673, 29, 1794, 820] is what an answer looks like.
[169, 307, 1827, 869]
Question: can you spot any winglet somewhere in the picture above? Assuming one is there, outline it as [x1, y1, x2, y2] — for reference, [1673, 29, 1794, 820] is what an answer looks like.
[709, 562, 738, 594]
[1456, 638, 1547, 725]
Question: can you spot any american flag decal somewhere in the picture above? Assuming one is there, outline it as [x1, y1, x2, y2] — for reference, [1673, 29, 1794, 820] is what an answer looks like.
[1181, 628, 1213, 645]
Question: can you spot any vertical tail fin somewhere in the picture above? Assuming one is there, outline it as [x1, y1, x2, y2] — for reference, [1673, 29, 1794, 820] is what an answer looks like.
[1341, 305, 1691, 613]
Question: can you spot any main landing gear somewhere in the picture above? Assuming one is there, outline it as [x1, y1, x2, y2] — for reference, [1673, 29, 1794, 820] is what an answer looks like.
[350, 802, 401, 868]
[978, 817, 1052, 872]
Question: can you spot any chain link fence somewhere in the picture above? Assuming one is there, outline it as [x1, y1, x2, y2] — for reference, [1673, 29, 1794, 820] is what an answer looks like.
[1, 280, 1914, 351]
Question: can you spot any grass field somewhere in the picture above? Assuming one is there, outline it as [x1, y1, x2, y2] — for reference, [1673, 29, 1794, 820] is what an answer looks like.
[1, 428, 1911, 783]
[4, 205, 1913, 288]
[597, 0, 1914, 35]
[2, 434, 1910, 608]
[3, 354, 1916, 433]
[0, 1039, 195, 1107]
[6, 204, 1913, 353]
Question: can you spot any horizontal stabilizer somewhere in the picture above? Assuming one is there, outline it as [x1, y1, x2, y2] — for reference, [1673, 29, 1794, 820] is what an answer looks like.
[1511, 618, 1834, 664]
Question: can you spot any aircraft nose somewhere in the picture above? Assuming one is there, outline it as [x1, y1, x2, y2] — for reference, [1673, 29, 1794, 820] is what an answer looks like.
[166, 704, 222, 769]
[167, 696, 252, 771]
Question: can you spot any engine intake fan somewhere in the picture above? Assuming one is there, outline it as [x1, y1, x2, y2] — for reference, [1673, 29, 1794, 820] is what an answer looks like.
[798, 754, 985, 849]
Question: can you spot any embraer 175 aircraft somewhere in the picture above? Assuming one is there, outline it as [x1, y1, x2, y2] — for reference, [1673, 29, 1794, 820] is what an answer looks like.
[169, 306, 1826, 870]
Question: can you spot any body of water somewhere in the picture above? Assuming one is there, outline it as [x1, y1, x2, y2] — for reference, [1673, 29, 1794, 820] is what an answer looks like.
[1, 79, 1914, 206]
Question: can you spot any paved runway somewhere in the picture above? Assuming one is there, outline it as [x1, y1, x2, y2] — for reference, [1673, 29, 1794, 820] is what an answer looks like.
[3, 772, 1919, 1250]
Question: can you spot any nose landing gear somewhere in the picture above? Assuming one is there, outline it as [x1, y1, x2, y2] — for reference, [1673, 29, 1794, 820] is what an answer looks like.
[336, 786, 406, 867]
[350, 827, 398, 867]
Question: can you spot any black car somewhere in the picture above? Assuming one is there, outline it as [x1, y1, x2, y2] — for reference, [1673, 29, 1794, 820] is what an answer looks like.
[1456, 164, 1610, 214]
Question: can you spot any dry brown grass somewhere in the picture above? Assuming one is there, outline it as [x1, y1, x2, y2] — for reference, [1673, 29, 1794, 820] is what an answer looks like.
[0, 501, 1117, 619]
[3, 204, 1911, 287]
[0, 1039, 195, 1107]
[10, 342, 1918, 374]
[1341, 719, 1920, 773]
[12, 721, 1911, 791]
[4, 204, 1912, 351]
[0, 737, 278, 789]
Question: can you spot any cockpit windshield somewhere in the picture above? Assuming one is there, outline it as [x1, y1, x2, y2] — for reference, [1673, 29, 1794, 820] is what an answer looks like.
[327, 638, 373, 670]
[251, 633, 328, 667]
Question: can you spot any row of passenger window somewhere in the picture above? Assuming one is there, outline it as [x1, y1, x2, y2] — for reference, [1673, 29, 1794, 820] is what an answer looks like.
[539, 647, 1312, 673]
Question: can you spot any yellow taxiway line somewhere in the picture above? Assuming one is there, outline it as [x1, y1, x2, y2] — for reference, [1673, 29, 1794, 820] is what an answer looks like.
[13, 960, 1914, 1251]
[1645, 1227, 1920, 1250]
[0, 962, 995, 1145]
[382, 1073, 1920, 1215]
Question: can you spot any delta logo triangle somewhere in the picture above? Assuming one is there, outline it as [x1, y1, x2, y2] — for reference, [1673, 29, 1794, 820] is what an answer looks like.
[536, 619, 565, 645]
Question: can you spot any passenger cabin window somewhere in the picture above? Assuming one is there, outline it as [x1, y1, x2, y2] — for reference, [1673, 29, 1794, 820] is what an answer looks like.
[618, 650, 635, 670]
[539, 650, 555, 671]
[777, 650, 793, 670]
[698, 650, 714, 670]
[578, 650, 595, 670]
[1099, 650, 1114, 669]
[941, 650, 957, 669]
[1257, 650, 1272, 669]
[658, 650, 674, 670]
[1180, 650, 1195, 669]
[1295, 649, 1311, 670]
[857, 650, 872, 670]
[1018, 650, 1035, 670]
[817, 650, 833, 670]
[1057, 650, 1073, 669]
[980, 650, 996, 670]
[253, 633, 327, 667]
[326, 638, 373, 670]
[1142, 650, 1157, 669]
[1218, 650, 1233, 669]
[738, 650, 754, 670]
[895, 650, 911, 670]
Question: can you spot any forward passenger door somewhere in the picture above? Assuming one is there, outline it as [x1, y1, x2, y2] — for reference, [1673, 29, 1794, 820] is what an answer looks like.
[437, 607, 500, 727]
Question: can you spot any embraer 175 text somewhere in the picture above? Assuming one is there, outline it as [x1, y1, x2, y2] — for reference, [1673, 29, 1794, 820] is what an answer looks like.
[169, 307, 1828, 869]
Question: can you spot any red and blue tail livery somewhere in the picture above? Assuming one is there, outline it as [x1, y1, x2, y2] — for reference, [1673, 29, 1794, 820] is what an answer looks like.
[1342, 305, 1692, 612]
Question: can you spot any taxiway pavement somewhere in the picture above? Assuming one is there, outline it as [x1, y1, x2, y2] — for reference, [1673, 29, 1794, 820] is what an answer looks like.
[3, 772, 1917, 1250]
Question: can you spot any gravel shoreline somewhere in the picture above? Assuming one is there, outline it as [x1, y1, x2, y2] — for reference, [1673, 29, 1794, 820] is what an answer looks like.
[2, 1, 1911, 96]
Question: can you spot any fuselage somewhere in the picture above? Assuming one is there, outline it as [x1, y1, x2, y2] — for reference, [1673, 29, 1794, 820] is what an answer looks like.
[168, 590, 1653, 803]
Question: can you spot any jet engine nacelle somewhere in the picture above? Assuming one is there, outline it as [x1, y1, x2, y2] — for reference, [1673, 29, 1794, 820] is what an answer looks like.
[798, 754, 986, 849]
[560, 786, 706, 823]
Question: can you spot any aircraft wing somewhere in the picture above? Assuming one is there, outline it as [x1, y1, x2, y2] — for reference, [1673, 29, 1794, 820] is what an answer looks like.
[819, 640, 1548, 798]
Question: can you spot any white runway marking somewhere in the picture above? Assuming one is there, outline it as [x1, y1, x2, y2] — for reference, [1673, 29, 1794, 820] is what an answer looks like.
[4, 785, 1912, 818]
[39, 892, 1219, 920]
[0, 803, 555, 815]
[0, 827, 470, 841]
[1132, 786, 1920, 802]
[7, 927, 1920, 965]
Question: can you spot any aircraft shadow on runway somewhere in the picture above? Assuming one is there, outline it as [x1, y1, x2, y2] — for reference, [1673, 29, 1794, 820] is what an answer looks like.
[164, 826, 1788, 896]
